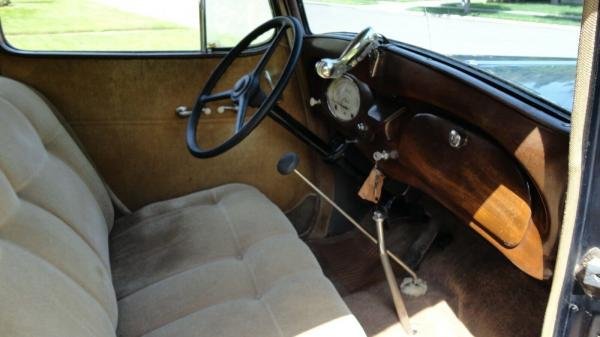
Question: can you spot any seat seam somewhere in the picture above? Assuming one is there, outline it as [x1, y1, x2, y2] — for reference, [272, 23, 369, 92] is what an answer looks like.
[8, 148, 48, 194]
[2, 91, 115, 230]
[111, 202, 214, 240]
[136, 297, 259, 337]
[9, 149, 110, 270]
[41, 121, 63, 147]
[19, 197, 111, 271]
[0, 207, 114, 315]
[262, 269, 329, 298]
[115, 255, 241, 300]
[113, 186, 261, 239]
[0, 90, 61, 145]
[262, 268, 327, 299]
[0, 238, 116, 329]
[215, 192, 285, 337]
[213, 189, 244, 258]
[130, 268, 327, 337]
[258, 298, 285, 337]
[44, 135, 113, 227]
[46, 152, 111, 264]
[114, 232, 296, 299]
[0, 97, 50, 193]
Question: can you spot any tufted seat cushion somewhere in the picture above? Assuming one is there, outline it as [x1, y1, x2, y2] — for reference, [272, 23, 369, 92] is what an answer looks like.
[112, 184, 365, 337]
[0, 76, 366, 337]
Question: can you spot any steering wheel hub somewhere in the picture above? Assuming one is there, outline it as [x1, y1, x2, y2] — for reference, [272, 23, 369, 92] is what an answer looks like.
[232, 75, 251, 98]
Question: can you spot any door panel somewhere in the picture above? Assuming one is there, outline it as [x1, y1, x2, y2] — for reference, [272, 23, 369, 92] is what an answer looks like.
[0, 49, 316, 211]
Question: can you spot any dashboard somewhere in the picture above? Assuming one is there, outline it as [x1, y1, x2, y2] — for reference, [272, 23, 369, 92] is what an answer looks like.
[303, 36, 569, 280]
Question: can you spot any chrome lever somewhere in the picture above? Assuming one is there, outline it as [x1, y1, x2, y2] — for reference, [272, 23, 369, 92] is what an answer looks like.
[315, 27, 383, 79]
[175, 106, 192, 118]
[175, 106, 211, 118]
[217, 105, 238, 114]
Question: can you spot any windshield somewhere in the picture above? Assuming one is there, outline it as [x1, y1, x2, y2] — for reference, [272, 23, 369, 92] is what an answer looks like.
[305, 0, 582, 113]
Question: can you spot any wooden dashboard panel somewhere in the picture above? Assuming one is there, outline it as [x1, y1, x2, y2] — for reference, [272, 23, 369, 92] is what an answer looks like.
[397, 113, 532, 248]
[303, 36, 569, 280]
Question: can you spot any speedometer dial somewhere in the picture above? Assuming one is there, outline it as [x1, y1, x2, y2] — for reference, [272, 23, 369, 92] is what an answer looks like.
[326, 76, 360, 122]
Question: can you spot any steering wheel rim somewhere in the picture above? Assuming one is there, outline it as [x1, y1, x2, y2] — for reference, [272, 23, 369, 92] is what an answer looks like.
[186, 16, 304, 158]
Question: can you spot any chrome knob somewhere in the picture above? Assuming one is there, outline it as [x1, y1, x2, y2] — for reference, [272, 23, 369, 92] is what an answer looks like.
[217, 106, 238, 114]
[448, 129, 467, 149]
[175, 106, 192, 118]
[175, 106, 211, 118]
[373, 150, 397, 162]
[309, 97, 321, 107]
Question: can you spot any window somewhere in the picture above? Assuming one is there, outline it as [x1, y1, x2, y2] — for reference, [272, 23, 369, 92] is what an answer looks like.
[305, 0, 582, 112]
[0, 0, 272, 52]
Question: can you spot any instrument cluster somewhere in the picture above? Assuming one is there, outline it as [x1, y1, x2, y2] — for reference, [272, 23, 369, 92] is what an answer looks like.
[326, 75, 361, 122]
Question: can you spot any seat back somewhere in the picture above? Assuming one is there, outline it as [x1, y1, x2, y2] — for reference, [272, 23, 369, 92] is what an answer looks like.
[0, 77, 117, 336]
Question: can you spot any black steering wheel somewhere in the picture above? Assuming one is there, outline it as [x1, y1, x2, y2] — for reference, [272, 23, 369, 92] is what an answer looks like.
[187, 16, 304, 158]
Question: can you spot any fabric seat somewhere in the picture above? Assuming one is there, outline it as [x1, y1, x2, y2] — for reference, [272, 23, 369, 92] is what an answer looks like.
[0, 76, 366, 337]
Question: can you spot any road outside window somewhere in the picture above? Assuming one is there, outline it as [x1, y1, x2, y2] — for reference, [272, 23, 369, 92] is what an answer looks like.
[0, 0, 272, 51]
[306, 0, 582, 112]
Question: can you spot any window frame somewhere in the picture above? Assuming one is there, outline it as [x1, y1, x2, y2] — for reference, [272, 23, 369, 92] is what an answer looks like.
[0, 0, 278, 57]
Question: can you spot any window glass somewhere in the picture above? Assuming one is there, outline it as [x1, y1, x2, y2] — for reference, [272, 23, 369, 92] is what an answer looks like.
[305, 0, 582, 112]
[0, 0, 272, 52]
[206, 0, 273, 48]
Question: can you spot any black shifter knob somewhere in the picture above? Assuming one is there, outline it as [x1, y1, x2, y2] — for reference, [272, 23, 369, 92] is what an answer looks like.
[277, 152, 300, 175]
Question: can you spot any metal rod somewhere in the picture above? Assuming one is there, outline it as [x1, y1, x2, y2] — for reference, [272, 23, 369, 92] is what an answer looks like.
[375, 211, 413, 335]
[293, 169, 418, 280]
[198, 0, 207, 52]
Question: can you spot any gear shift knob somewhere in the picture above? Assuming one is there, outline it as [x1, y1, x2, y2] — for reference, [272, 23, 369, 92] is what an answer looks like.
[277, 152, 299, 175]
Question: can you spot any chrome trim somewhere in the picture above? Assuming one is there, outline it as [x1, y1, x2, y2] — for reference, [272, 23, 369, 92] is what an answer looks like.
[199, 0, 207, 52]
[176, 106, 192, 118]
[315, 27, 382, 79]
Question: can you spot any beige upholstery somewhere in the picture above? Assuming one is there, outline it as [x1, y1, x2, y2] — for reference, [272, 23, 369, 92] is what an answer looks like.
[0, 76, 365, 337]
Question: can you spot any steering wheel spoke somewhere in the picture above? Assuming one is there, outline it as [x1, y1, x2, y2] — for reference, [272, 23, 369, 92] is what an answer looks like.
[253, 27, 288, 76]
[234, 94, 249, 133]
[200, 89, 233, 103]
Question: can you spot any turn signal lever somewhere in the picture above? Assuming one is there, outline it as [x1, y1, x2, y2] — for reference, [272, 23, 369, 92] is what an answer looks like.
[278, 153, 427, 334]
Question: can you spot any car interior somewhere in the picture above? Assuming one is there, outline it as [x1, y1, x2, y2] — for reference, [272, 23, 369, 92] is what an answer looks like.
[0, 0, 585, 336]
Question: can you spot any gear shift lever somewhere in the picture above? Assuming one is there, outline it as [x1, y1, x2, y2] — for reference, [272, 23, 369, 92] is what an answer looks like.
[277, 152, 427, 335]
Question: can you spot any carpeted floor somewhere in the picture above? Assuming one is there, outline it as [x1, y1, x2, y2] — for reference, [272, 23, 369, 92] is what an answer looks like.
[309, 212, 550, 337]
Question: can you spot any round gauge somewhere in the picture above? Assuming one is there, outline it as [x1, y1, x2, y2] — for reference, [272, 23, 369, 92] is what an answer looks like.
[326, 76, 361, 122]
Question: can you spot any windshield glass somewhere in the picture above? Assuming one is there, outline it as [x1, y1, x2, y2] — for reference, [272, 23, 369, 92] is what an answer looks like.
[305, 0, 582, 112]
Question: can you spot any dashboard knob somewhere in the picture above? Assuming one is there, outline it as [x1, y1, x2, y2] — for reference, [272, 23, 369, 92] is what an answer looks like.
[357, 122, 369, 132]
[309, 97, 321, 107]
[449, 129, 468, 149]
[373, 150, 397, 162]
